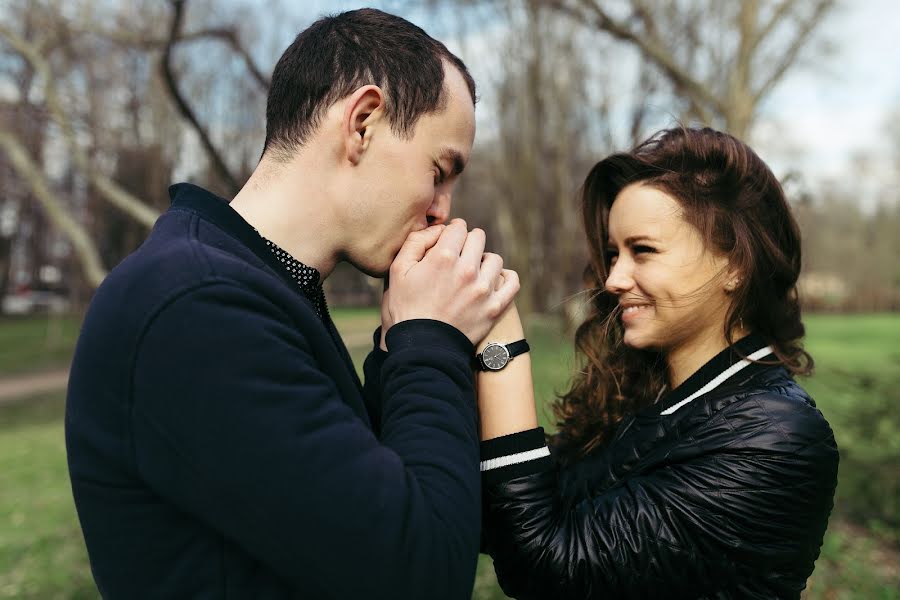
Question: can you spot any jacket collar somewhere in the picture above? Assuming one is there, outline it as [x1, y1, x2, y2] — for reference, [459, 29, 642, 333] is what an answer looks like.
[167, 183, 366, 406]
[653, 333, 776, 416]
[168, 182, 304, 294]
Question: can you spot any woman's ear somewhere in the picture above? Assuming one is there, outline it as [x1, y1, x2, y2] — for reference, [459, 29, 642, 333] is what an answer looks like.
[342, 85, 385, 165]
[723, 267, 742, 294]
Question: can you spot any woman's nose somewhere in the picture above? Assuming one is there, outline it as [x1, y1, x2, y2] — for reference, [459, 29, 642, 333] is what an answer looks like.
[605, 259, 634, 295]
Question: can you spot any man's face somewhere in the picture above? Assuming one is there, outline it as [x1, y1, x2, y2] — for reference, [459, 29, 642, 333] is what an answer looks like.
[344, 65, 476, 277]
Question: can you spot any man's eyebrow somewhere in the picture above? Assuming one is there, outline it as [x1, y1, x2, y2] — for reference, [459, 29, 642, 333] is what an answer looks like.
[439, 148, 466, 177]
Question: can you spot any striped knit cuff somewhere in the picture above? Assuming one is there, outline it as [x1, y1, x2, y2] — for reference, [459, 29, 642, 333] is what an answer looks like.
[480, 427, 554, 485]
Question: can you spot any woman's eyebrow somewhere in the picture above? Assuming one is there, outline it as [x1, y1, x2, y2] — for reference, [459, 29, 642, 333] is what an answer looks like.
[623, 235, 658, 245]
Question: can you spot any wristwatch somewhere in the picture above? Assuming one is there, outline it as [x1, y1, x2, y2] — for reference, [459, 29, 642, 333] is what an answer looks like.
[476, 339, 530, 371]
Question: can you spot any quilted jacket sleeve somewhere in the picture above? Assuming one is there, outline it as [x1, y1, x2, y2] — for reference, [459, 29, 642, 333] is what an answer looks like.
[482, 393, 839, 600]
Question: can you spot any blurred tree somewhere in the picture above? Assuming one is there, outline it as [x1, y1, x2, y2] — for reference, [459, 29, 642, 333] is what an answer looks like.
[478, 0, 593, 315]
[0, 0, 271, 289]
[544, 0, 835, 138]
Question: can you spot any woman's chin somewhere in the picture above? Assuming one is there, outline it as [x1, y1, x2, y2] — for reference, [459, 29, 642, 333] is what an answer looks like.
[622, 329, 659, 351]
[621, 331, 645, 349]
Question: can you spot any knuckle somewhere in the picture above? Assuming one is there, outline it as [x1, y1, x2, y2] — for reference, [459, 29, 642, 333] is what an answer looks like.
[487, 300, 503, 319]
[439, 248, 458, 263]
[458, 263, 478, 282]
[473, 281, 491, 297]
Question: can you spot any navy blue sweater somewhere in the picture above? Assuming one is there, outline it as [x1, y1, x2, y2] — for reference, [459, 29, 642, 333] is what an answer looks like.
[66, 183, 481, 599]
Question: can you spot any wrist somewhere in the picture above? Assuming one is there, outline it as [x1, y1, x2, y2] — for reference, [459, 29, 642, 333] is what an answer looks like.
[476, 328, 525, 353]
[475, 339, 529, 372]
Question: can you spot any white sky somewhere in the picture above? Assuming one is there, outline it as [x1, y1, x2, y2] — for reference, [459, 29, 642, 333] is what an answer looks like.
[753, 0, 900, 188]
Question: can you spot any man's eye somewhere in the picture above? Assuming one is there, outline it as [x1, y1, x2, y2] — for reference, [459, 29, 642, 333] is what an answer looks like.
[434, 168, 446, 185]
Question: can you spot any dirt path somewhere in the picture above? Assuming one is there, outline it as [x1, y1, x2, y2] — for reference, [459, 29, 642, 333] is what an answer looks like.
[0, 331, 377, 406]
[0, 369, 70, 404]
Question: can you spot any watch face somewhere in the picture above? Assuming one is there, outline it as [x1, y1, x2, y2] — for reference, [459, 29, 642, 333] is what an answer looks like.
[481, 343, 510, 370]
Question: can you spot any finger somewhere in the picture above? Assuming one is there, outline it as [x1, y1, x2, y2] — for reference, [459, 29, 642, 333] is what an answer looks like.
[391, 225, 445, 271]
[460, 228, 487, 267]
[477, 252, 503, 290]
[430, 218, 468, 257]
[493, 268, 507, 291]
[491, 269, 521, 313]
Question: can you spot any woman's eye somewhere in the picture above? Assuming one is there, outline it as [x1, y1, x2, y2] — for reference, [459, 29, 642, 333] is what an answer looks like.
[633, 245, 656, 254]
[606, 251, 618, 264]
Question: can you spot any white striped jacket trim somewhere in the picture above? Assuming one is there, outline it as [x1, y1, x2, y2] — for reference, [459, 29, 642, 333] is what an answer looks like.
[660, 346, 774, 416]
[480, 446, 551, 472]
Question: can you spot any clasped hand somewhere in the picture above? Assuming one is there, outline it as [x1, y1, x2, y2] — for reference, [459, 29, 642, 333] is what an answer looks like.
[380, 219, 519, 348]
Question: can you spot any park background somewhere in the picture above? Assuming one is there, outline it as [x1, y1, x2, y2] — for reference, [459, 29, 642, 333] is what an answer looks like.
[0, 0, 898, 597]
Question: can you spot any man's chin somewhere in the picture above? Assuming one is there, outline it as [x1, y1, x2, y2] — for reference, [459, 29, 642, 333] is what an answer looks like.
[347, 259, 390, 280]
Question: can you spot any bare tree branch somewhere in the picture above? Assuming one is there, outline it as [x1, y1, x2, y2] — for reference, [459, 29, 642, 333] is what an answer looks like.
[753, 0, 833, 103]
[0, 23, 161, 228]
[161, 0, 240, 195]
[751, 0, 797, 55]
[546, 0, 726, 117]
[74, 23, 270, 89]
[0, 129, 107, 287]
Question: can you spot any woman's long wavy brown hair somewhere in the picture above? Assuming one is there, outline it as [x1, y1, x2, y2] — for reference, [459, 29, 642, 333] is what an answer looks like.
[551, 126, 813, 465]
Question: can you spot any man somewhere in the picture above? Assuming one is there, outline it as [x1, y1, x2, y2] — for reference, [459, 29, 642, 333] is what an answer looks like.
[66, 9, 518, 599]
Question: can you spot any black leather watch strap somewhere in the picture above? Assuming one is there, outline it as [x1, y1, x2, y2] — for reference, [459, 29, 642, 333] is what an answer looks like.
[505, 339, 530, 359]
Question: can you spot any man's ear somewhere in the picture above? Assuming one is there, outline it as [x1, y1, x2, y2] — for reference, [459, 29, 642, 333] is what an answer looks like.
[343, 85, 385, 165]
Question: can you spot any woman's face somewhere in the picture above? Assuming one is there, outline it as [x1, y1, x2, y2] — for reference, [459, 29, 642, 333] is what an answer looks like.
[604, 183, 734, 353]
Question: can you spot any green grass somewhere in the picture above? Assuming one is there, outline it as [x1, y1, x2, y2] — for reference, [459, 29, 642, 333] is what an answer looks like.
[801, 314, 900, 547]
[0, 392, 97, 599]
[0, 316, 82, 377]
[0, 312, 898, 598]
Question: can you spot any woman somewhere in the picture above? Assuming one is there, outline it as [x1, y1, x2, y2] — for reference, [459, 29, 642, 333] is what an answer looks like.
[475, 127, 839, 599]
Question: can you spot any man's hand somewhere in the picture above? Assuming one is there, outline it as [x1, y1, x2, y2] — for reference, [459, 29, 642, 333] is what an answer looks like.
[382, 219, 519, 346]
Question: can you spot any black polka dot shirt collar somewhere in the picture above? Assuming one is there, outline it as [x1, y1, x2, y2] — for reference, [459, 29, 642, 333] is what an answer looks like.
[259, 235, 327, 319]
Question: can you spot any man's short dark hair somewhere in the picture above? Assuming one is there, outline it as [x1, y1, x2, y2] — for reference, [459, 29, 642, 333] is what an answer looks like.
[263, 8, 476, 161]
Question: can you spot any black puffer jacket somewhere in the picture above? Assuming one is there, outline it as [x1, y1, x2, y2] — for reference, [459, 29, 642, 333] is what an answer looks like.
[480, 335, 839, 599]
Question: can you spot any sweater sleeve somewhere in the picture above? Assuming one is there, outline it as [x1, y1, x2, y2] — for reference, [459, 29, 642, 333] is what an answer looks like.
[482, 395, 839, 600]
[130, 281, 480, 600]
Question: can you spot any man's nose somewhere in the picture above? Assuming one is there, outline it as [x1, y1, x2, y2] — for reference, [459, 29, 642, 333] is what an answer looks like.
[605, 259, 634, 295]
[426, 191, 451, 226]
